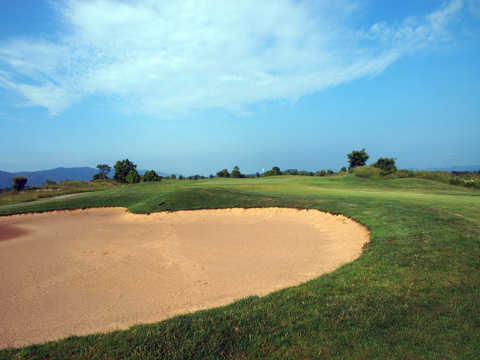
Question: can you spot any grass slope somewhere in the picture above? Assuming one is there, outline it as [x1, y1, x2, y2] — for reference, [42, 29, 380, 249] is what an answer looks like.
[1, 175, 479, 359]
[0, 180, 118, 207]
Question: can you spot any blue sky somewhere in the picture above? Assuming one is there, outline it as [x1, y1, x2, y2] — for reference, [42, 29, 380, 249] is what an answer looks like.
[1, 0, 479, 175]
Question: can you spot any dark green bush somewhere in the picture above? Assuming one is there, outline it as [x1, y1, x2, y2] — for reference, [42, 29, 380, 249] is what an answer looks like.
[125, 169, 140, 184]
[231, 166, 243, 178]
[12, 176, 27, 192]
[142, 170, 161, 182]
[217, 169, 230, 177]
[114, 159, 137, 183]
[373, 157, 397, 175]
[264, 166, 282, 176]
[347, 149, 369, 170]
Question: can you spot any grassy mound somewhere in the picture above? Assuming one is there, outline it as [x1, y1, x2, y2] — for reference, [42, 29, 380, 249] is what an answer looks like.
[0, 175, 479, 359]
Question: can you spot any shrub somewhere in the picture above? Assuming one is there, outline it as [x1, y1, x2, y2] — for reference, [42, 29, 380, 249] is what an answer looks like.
[125, 169, 140, 184]
[171, 174, 176, 180]
[114, 159, 137, 183]
[327, 169, 334, 175]
[340, 167, 347, 173]
[373, 158, 397, 175]
[354, 166, 382, 179]
[316, 170, 326, 177]
[142, 170, 161, 182]
[12, 176, 28, 192]
[264, 166, 281, 176]
[96, 164, 111, 180]
[231, 166, 243, 178]
[217, 169, 230, 177]
[347, 149, 369, 170]
[44, 179, 56, 186]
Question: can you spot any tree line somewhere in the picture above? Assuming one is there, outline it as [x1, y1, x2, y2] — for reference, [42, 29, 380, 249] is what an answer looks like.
[8, 150, 398, 192]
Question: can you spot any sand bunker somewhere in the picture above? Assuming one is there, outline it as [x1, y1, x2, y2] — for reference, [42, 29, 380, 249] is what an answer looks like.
[0, 207, 369, 349]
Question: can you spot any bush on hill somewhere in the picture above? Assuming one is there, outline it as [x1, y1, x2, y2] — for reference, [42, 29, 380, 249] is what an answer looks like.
[231, 166, 244, 178]
[114, 159, 137, 183]
[217, 169, 230, 177]
[142, 170, 161, 182]
[354, 166, 382, 179]
[264, 166, 281, 176]
[125, 169, 141, 184]
[12, 176, 28, 192]
[95, 164, 111, 180]
[347, 149, 369, 170]
[373, 157, 397, 175]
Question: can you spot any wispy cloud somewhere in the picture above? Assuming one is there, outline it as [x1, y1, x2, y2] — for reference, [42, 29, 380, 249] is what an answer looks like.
[0, 0, 470, 116]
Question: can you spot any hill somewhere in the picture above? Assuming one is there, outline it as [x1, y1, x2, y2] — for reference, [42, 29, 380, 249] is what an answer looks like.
[0, 175, 478, 358]
[0, 167, 171, 189]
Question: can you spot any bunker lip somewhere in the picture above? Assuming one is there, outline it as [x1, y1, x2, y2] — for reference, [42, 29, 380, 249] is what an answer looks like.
[0, 207, 369, 349]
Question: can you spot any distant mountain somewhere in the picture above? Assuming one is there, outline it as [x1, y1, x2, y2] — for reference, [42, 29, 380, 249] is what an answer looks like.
[0, 167, 172, 189]
[0, 167, 98, 189]
[429, 165, 480, 172]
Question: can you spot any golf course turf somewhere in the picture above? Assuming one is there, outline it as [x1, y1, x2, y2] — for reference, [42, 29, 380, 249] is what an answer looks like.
[0, 174, 479, 359]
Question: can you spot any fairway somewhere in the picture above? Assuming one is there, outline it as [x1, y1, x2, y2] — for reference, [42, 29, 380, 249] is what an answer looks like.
[0, 175, 479, 359]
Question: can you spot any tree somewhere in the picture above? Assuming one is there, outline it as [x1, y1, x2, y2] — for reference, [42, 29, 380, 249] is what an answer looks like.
[264, 166, 282, 176]
[114, 159, 137, 183]
[171, 174, 176, 180]
[125, 169, 140, 184]
[217, 169, 230, 177]
[142, 170, 161, 182]
[340, 167, 347, 173]
[373, 157, 397, 175]
[12, 176, 27, 192]
[347, 149, 369, 170]
[231, 166, 243, 178]
[96, 164, 111, 180]
[316, 170, 326, 177]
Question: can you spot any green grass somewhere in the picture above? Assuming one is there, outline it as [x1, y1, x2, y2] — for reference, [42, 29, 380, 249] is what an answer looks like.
[1, 175, 479, 359]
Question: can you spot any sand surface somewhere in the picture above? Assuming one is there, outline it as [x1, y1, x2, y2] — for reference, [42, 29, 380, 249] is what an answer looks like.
[0, 207, 369, 349]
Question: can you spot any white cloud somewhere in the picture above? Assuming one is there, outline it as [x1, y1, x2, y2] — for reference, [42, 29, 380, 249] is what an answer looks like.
[0, 0, 469, 116]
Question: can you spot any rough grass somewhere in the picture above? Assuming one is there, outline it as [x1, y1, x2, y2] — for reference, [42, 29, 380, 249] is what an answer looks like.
[0, 180, 118, 207]
[0, 175, 479, 359]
